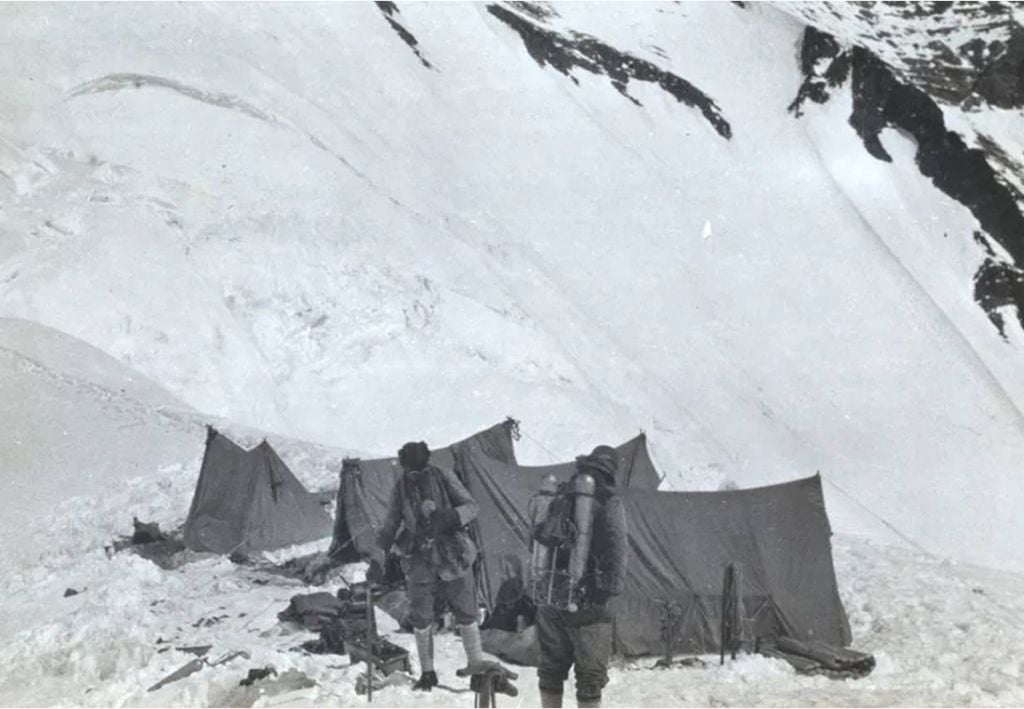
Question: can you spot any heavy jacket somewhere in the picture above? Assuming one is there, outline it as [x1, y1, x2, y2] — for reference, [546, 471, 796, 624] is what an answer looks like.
[376, 465, 478, 582]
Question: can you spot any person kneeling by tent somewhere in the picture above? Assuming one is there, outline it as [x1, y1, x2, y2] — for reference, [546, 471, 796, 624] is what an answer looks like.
[368, 441, 485, 691]
[535, 446, 628, 709]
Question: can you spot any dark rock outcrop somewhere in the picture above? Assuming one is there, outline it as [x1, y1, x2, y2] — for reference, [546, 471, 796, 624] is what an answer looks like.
[487, 3, 732, 139]
[789, 23, 1024, 339]
[376, 2, 434, 70]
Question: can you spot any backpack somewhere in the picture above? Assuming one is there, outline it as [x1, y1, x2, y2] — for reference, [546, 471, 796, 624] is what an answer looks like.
[532, 481, 578, 550]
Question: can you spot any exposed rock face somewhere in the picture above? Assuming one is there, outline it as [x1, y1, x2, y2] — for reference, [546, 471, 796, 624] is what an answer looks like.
[486, 3, 733, 139]
[782, 3, 1024, 339]
[782, 2, 1024, 109]
[376, 1, 434, 70]
[789, 26, 851, 116]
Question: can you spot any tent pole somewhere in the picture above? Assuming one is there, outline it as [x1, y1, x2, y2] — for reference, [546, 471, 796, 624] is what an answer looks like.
[720, 564, 732, 666]
[366, 581, 374, 702]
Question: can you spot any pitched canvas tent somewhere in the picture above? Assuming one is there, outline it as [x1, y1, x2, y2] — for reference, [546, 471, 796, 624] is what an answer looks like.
[327, 419, 520, 563]
[326, 424, 848, 658]
[328, 423, 664, 564]
[454, 438, 851, 657]
[184, 427, 332, 555]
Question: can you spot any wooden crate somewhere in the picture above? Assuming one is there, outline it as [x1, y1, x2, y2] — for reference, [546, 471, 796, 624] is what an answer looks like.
[347, 637, 412, 676]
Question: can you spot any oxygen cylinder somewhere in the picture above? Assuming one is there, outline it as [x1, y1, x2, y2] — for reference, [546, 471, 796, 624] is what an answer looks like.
[567, 473, 597, 611]
[529, 474, 560, 583]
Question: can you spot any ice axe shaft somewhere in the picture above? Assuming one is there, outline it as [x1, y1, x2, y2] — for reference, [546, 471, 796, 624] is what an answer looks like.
[366, 581, 374, 702]
[147, 658, 204, 692]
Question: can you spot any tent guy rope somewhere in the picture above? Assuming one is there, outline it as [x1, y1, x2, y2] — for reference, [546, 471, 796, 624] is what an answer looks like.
[819, 471, 931, 555]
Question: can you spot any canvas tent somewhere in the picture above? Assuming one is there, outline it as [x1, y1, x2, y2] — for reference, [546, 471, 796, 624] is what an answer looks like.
[328, 424, 663, 564]
[184, 427, 332, 555]
[327, 419, 521, 563]
[607, 432, 662, 490]
[454, 438, 850, 657]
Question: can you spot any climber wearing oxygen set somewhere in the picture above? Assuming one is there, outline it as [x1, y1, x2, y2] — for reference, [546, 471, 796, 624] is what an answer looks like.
[368, 441, 485, 691]
[530, 445, 628, 709]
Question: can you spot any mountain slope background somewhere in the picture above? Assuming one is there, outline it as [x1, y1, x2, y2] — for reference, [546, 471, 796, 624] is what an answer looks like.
[2, 0, 1024, 577]
[5, 2, 1024, 706]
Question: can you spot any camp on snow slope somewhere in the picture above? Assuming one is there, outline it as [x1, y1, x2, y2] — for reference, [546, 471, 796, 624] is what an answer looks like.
[4, 1, 1024, 575]
[183, 407, 849, 664]
[4, 0, 1024, 704]
[0, 322, 1021, 706]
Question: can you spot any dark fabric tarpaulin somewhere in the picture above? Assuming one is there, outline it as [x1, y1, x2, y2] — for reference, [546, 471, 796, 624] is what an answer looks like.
[327, 420, 520, 562]
[329, 424, 664, 564]
[613, 480, 851, 655]
[459, 432, 660, 495]
[183, 427, 332, 556]
[450, 434, 663, 610]
[454, 437, 851, 657]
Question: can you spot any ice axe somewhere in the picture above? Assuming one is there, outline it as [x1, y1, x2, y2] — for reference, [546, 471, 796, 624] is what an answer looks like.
[147, 650, 251, 692]
[147, 657, 205, 692]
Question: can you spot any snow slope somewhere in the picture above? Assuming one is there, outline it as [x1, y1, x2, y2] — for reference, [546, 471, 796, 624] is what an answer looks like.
[780, 0, 1024, 430]
[0, 317, 379, 573]
[3, 510, 1024, 707]
[4, 2, 1024, 573]
[0, 317, 201, 570]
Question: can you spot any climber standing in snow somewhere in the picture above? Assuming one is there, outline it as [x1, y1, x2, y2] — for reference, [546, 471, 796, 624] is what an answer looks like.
[368, 441, 484, 691]
[535, 445, 628, 709]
